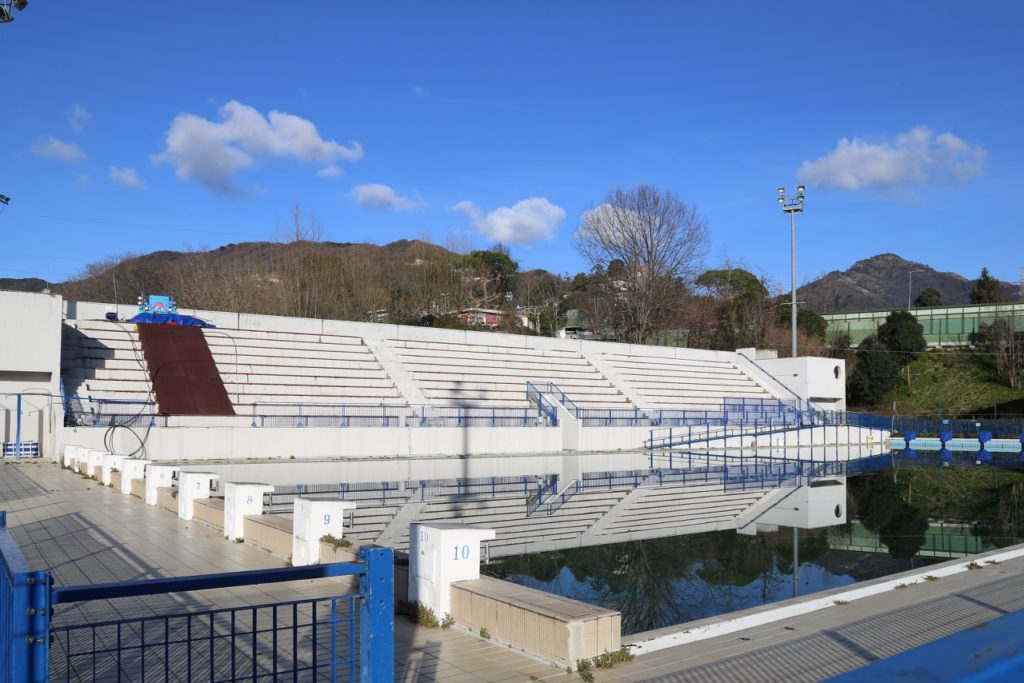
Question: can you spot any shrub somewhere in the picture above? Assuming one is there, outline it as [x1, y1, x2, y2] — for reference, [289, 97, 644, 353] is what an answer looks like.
[320, 534, 352, 550]
[417, 604, 439, 628]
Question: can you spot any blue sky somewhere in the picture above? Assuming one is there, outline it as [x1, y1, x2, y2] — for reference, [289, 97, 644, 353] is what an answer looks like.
[1, 2, 1021, 291]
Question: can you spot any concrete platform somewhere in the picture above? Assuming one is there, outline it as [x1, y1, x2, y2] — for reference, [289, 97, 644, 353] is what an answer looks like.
[0, 462, 578, 682]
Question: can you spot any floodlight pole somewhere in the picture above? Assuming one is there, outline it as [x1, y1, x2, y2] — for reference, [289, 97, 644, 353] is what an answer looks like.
[908, 269, 925, 308]
[777, 186, 806, 358]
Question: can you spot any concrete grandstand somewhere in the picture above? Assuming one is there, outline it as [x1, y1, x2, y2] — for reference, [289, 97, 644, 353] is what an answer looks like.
[1, 289, 874, 556]
[3, 288, 897, 674]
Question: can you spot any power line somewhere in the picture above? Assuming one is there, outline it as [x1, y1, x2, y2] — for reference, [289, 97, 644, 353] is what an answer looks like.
[6, 209, 265, 240]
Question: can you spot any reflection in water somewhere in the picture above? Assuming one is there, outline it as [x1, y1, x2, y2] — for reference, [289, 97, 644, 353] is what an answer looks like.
[486, 530, 849, 635]
[485, 471, 1024, 635]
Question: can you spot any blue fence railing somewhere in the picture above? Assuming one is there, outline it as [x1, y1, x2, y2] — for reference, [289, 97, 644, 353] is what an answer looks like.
[2, 442, 40, 458]
[0, 519, 394, 683]
[65, 396, 558, 430]
[0, 512, 53, 683]
[526, 475, 559, 517]
[525, 382, 805, 428]
[265, 475, 545, 513]
[50, 593, 359, 682]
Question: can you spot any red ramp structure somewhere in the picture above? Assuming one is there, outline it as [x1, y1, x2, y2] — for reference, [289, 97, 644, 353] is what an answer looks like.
[136, 323, 235, 416]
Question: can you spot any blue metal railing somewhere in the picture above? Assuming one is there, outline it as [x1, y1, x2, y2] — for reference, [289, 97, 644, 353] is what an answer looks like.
[50, 593, 358, 681]
[525, 381, 561, 426]
[0, 512, 52, 683]
[47, 547, 393, 683]
[411, 405, 551, 428]
[1, 521, 394, 683]
[525, 475, 559, 517]
[265, 475, 543, 512]
[65, 396, 558, 429]
[525, 382, 806, 428]
[2, 442, 40, 458]
[887, 415, 1024, 438]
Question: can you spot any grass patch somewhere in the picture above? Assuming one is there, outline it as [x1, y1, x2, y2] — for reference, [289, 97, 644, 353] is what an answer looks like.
[833, 599, 850, 606]
[924, 575, 940, 582]
[396, 601, 443, 628]
[967, 561, 982, 570]
[320, 534, 352, 550]
[593, 646, 634, 668]
[885, 349, 1024, 417]
[479, 627, 491, 640]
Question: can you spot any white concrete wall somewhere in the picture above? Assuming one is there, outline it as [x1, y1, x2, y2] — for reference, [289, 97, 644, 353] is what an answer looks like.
[95, 449, 654, 486]
[753, 356, 847, 411]
[1, 291, 64, 458]
[62, 424, 564, 461]
[1, 291, 63, 375]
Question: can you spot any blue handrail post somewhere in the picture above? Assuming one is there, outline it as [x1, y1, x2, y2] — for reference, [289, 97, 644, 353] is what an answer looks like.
[1, 512, 50, 683]
[15, 394, 22, 461]
[359, 546, 394, 683]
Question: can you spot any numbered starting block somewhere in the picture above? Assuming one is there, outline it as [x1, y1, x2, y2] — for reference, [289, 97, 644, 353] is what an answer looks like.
[223, 482, 274, 541]
[291, 498, 357, 566]
[409, 523, 496, 618]
[177, 472, 220, 521]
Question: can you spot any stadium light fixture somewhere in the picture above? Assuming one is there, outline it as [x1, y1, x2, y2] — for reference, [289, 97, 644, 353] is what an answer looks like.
[777, 186, 807, 359]
[1, 0, 27, 24]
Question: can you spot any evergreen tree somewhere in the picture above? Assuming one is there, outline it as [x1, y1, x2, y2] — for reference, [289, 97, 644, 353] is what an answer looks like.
[914, 287, 943, 307]
[970, 267, 1005, 304]
[848, 336, 902, 405]
[876, 309, 927, 362]
[848, 310, 926, 406]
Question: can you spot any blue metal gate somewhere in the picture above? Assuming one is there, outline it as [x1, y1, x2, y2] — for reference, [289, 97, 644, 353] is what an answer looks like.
[1, 512, 394, 683]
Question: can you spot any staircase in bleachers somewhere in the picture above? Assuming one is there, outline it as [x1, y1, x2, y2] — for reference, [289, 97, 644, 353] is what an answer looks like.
[384, 337, 633, 408]
[62, 320, 153, 404]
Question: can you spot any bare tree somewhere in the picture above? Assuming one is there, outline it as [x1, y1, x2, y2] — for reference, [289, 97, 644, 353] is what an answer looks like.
[573, 185, 709, 343]
[979, 315, 1023, 389]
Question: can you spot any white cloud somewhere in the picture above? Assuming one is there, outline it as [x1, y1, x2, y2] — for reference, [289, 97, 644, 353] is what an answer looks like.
[32, 136, 85, 162]
[797, 126, 986, 191]
[352, 183, 422, 211]
[317, 165, 343, 178]
[109, 167, 146, 190]
[452, 197, 565, 245]
[152, 100, 363, 195]
[68, 103, 91, 132]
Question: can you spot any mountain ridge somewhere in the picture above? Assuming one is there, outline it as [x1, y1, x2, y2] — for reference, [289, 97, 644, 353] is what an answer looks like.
[798, 253, 1019, 313]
